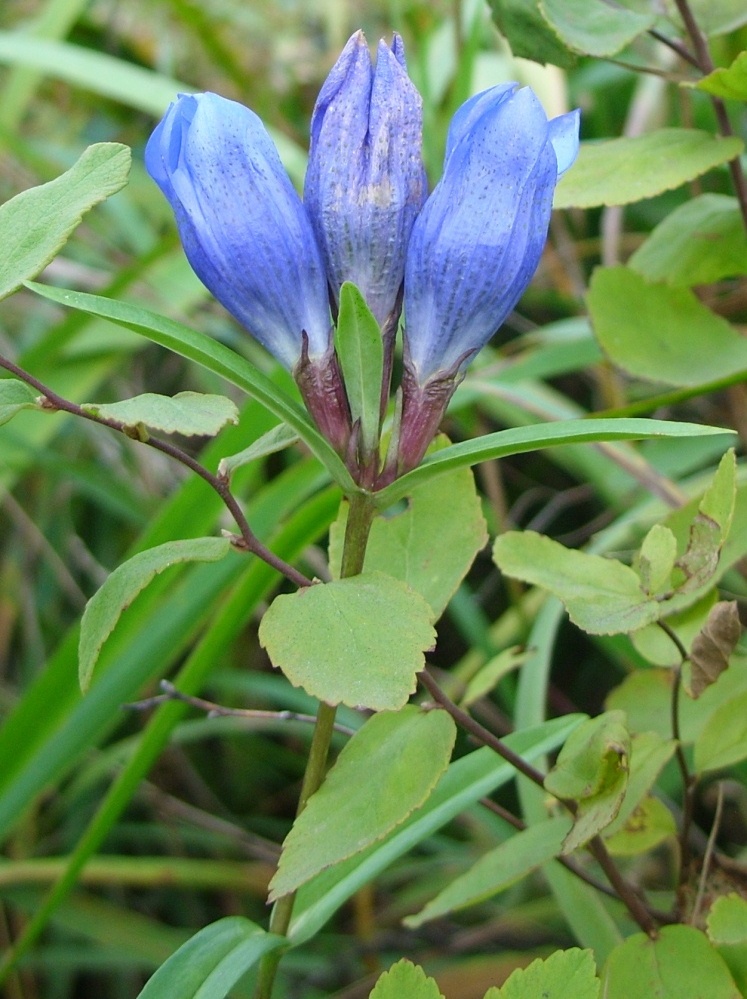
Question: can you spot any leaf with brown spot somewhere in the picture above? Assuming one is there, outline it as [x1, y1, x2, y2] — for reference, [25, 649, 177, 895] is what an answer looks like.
[691, 601, 742, 698]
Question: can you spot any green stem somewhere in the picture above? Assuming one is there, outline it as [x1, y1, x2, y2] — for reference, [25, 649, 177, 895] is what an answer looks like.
[254, 490, 376, 999]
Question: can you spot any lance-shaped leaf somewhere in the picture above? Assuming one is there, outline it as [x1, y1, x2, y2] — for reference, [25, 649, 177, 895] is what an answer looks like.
[135, 916, 284, 999]
[544, 712, 630, 852]
[0, 142, 131, 302]
[335, 282, 384, 455]
[79, 537, 232, 691]
[405, 815, 571, 927]
[217, 424, 299, 480]
[82, 392, 239, 438]
[269, 706, 455, 900]
[487, 0, 576, 68]
[258, 572, 436, 710]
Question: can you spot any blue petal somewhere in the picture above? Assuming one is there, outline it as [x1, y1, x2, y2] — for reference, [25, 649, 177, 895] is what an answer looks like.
[145, 92, 330, 369]
[404, 86, 562, 381]
[304, 32, 426, 327]
[549, 108, 581, 176]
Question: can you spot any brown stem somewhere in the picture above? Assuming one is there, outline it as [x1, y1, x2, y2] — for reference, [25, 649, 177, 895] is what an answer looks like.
[672, 0, 747, 230]
[0, 355, 312, 589]
[421, 669, 661, 935]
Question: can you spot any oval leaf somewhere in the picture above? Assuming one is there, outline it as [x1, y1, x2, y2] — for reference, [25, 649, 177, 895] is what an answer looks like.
[136, 917, 284, 999]
[82, 392, 239, 437]
[485, 947, 600, 999]
[369, 960, 444, 999]
[330, 445, 488, 618]
[269, 706, 456, 900]
[690, 600, 741, 698]
[695, 51, 747, 101]
[588, 266, 747, 388]
[602, 925, 741, 999]
[708, 894, 747, 946]
[493, 530, 658, 635]
[541, 0, 654, 56]
[79, 537, 232, 691]
[0, 379, 39, 425]
[258, 572, 436, 710]
[694, 689, 747, 773]
[555, 130, 744, 209]
[0, 143, 130, 302]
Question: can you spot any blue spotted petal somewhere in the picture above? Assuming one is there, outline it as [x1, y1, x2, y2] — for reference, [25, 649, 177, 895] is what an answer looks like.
[304, 31, 427, 328]
[403, 85, 580, 382]
[145, 92, 331, 370]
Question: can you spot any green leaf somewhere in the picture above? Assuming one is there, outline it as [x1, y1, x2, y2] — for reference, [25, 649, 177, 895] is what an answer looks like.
[675, 449, 736, 594]
[0, 143, 130, 303]
[695, 50, 747, 101]
[369, 960, 445, 999]
[554, 130, 744, 209]
[330, 448, 488, 618]
[629, 195, 747, 286]
[604, 732, 676, 838]
[79, 538, 232, 692]
[636, 524, 677, 597]
[461, 647, 526, 709]
[708, 895, 747, 946]
[545, 712, 630, 851]
[269, 706, 456, 900]
[588, 267, 747, 388]
[135, 916, 284, 999]
[289, 715, 585, 944]
[335, 282, 384, 455]
[540, 0, 654, 56]
[694, 690, 747, 772]
[602, 925, 741, 998]
[632, 591, 717, 668]
[217, 424, 299, 479]
[690, 601, 741, 698]
[604, 796, 677, 856]
[25, 282, 354, 490]
[258, 572, 436, 710]
[687, 0, 747, 35]
[485, 948, 600, 999]
[82, 392, 239, 438]
[405, 815, 572, 927]
[375, 418, 732, 507]
[0, 379, 39, 426]
[493, 531, 658, 635]
[486, 0, 576, 67]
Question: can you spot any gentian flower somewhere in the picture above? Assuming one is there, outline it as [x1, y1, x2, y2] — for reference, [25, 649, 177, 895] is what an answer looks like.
[145, 92, 351, 453]
[396, 85, 580, 474]
[304, 31, 426, 341]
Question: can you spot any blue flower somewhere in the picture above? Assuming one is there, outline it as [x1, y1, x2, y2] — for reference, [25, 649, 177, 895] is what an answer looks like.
[145, 92, 332, 371]
[395, 85, 579, 474]
[403, 85, 580, 383]
[304, 31, 426, 331]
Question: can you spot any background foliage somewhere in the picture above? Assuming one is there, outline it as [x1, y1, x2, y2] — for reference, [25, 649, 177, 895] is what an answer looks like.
[1, 0, 747, 997]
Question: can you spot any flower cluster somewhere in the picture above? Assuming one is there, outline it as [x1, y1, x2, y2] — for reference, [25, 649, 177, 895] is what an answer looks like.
[146, 31, 579, 482]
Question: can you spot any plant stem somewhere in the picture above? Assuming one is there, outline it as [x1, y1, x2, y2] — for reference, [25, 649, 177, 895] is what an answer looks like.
[0, 354, 312, 589]
[420, 668, 661, 936]
[254, 491, 375, 999]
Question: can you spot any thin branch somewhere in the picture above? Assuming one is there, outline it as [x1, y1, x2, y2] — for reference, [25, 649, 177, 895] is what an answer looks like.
[672, 0, 747, 230]
[0, 355, 312, 590]
[657, 619, 698, 895]
[419, 669, 548, 790]
[691, 781, 724, 925]
[649, 28, 699, 68]
[421, 669, 661, 935]
[126, 679, 355, 735]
